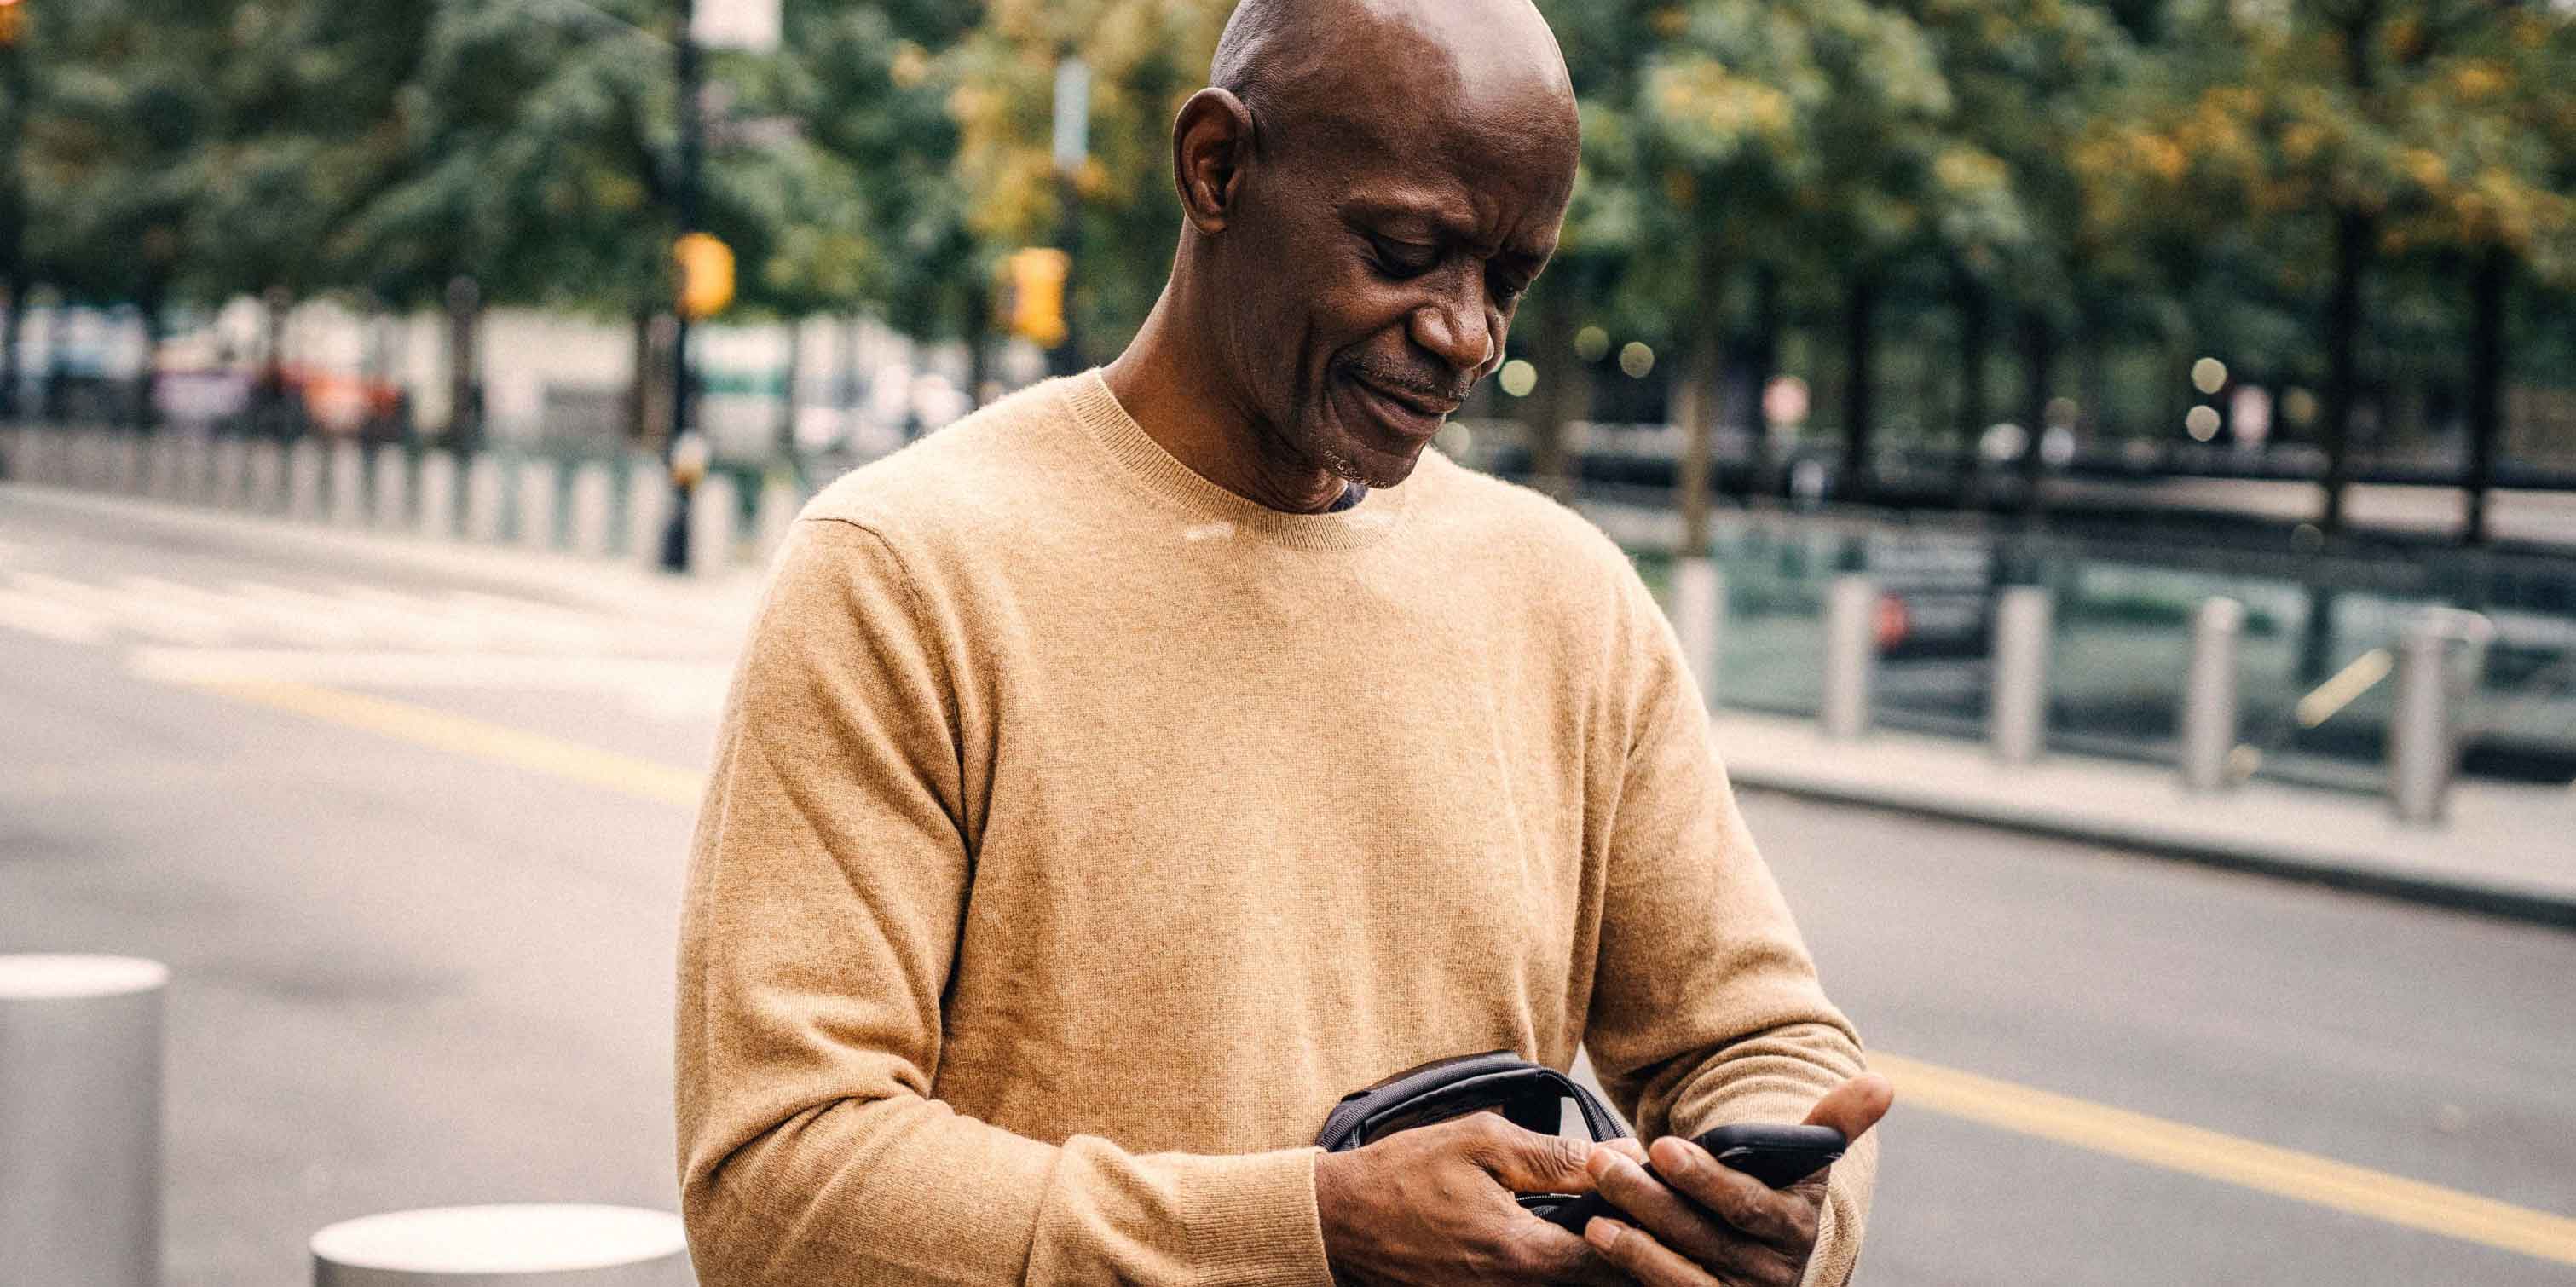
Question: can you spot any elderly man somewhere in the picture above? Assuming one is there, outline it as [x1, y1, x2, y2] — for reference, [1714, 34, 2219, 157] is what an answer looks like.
[676, 0, 1886, 1283]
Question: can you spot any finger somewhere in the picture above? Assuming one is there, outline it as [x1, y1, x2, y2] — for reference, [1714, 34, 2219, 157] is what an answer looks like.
[1802, 1072, 1895, 1143]
[1597, 1138, 1650, 1166]
[1648, 1137, 1811, 1249]
[1495, 1217, 1633, 1287]
[1583, 1216, 1724, 1287]
[1586, 1148, 1772, 1278]
[1461, 1114, 1600, 1196]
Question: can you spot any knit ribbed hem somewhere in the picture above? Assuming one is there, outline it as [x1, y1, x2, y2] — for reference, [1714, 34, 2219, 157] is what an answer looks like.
[1060, 370, 1422, 552]
[1178, 1146, 1334, 1287]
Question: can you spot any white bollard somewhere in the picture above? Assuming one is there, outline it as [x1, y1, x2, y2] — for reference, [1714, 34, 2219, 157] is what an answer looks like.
[2388, 617, 2460, 827]
[689, 473, 738, 578]
[1668, 555, 1724, 707]
[211, 438, 248, 508]
[568, 462, 615, 557]
[463, 454, 505, 544]
[2180, 597, 2243, 792]
[112, 433, 146, 494]
[331, 441, 367, 527]
[516, 458, 562, 551]
[180, 435, 215, 504]
[310, 1204, 691, 1287]
[416, 451, 459, 539]
[288, 439, 327, 520]
[1820, 574, 1878, 741]
[371, 446, 409, 530]
[147, 436, 182, 499]
[1989, 586, 2052, 765]
[0, 955, 168, 1287]
[626, 457, 671, 563]
[754, 476, 805, 563]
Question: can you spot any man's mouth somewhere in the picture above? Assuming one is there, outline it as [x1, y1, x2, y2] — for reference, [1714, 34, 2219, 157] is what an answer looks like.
[1345, 370, 1462, 434]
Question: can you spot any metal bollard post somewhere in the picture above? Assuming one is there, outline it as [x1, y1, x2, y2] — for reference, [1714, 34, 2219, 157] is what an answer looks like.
[689, 473, 739, 578]
[0, 955, 168, 1287]
[516, 458, 562, 551]
[331, 440, 367, 527]
[1820, 574, 1877, 740]
[1669, 556, 1724, 708]
[2389, 616, 2462, 826]
[463, 454, 505, 544]
[417, 451, 459, 539]
[1989, 586, 2052, 765]
[371, 446, 409, 530]
[625, 456, 670, 563]
[569, 462, 615, 557]
[2180, 597, 2244, 792]
[311, 1204, 691, 1287]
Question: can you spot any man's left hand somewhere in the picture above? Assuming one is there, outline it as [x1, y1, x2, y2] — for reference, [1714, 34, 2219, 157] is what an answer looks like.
[1576, 1073, 1894, 1285]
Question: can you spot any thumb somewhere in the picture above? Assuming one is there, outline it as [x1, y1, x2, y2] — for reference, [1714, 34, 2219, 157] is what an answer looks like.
[1802, 1072, 1895, 1144]
[1471, 1119, 1599, 1195]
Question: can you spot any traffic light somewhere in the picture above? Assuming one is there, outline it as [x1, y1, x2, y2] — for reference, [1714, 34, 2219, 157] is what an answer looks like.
[673, 232, 736, 320]
[0, 0, 24, 49]
[1002, 248, 1070, 349]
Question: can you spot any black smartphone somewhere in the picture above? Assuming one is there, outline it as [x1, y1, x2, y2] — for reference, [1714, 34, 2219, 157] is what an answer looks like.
[1534, 1123, 1846, 1234]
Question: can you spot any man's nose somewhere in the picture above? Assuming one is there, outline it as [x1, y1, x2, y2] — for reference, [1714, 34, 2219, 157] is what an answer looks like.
[1406, 274, 1498, 378]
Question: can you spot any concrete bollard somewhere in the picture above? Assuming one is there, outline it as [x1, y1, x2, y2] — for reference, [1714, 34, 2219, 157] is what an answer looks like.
[1820, 574, 1877, 741]
[1668, 555, 1724, 708]
[626, 457, 671, 563]
[2389, 615, 2469, 827]
[463, 454, 505, 544]
[416, 451, 459, 540]
[2180, 597, 2244, 792]
[689, 473, 739, 578]
[568, 462, 615, 557]
[288, 439, 327, 520]
[1989, 586, 2052, 765]
[247, 440, 287, 513]
[331, 441, 367, 527]
[754, 476, 806, 564]
[370, 446, 409, 530]
[310, 1204, 691, 1287]
[516, 458, 562, 551]
[0, 955, 169, 1287]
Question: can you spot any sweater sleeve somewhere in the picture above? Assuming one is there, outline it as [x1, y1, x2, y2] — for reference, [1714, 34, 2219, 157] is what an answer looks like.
[675, 518, 1331, 1287]
[1578, 565, 1879, 1287]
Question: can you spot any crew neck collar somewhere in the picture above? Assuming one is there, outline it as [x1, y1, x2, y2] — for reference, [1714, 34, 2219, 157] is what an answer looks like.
[1063, 369, 1423, 553]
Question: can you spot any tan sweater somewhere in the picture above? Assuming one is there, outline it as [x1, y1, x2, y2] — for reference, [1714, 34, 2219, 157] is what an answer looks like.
[676, 372, 1876, 1285]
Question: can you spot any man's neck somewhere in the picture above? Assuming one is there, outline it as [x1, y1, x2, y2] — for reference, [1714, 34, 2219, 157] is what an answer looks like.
[1102, 291, 1354, 516]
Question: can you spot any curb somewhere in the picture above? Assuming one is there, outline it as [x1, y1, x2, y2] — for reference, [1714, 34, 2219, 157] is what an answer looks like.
[1727, 768, 2576, 932]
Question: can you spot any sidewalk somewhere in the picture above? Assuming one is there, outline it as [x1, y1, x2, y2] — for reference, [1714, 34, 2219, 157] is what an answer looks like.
[1713, 709, 2576, 928]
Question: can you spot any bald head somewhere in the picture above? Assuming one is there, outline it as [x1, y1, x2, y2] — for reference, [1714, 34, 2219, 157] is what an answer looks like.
[1210, 0, 1578, 170]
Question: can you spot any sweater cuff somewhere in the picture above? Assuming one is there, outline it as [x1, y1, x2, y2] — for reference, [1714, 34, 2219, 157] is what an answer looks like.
[1179, 1146, 1333, 1287]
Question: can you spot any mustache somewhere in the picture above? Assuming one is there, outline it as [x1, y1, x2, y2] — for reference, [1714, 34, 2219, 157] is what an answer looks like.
[1337, 357, 1475, 407]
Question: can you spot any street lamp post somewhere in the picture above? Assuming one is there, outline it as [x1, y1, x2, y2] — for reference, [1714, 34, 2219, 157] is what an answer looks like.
[661, 0, 707, 572]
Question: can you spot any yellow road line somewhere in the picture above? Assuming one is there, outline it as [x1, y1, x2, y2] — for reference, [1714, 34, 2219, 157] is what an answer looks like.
[1874, 1053, 2576, 1267]
[190, 678, 2576, 1267]
[193, 678, 704, 809]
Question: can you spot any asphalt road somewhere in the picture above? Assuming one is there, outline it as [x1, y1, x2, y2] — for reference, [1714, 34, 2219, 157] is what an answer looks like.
[4, 485, 2572, 1285]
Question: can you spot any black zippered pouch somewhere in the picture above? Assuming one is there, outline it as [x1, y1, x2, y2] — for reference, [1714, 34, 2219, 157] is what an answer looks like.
[1314, 1050, 1632, 1221]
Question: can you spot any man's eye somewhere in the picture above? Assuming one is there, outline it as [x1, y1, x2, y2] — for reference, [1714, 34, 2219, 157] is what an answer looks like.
[1368, 237, 1440, 278]
[1490, 272, 1530, 306]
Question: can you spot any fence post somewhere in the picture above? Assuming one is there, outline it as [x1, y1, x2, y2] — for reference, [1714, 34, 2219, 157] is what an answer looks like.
[2388, 614, 2475, 826]
[1820, 574, 1877, 740]
[371, 446, 409, 530]
[1989, 586, 2052, 765]
[2180, 597, 2243, 791]
[310, 1204, 691, 1286]
[516, 458, 562, 551]
[0, 955, 168, 1287]
[417, 451, 459, 540]
[569, 462, 616, 557]
[331, 440, 367, 527]
[463, 454, 505, 544]
[626, 456, 670, 563]
[288, 439, 326, 520]
[689, 473, 739, 579]
[1670, 555, 1724, 707]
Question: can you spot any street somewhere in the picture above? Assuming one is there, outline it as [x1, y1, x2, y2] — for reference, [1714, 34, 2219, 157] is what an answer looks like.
[4, 486, 2572, 1284]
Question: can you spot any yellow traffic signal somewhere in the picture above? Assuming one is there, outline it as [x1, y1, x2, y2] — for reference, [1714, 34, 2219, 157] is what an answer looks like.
[674, 232, 736, 320]
[1004, 247, 1070, 349]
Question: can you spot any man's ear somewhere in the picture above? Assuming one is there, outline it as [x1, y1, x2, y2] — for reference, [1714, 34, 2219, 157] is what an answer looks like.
[1172, 87, 1256, 234]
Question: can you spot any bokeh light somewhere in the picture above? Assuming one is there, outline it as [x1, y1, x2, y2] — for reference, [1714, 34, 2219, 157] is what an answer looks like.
[2192, 357, 2228, 395]
[1574, 326, 1610, 363]
[1497, 359, 1538, 398]
[1618, 342, 1655, 378]
[2186, 405, 2221, 441]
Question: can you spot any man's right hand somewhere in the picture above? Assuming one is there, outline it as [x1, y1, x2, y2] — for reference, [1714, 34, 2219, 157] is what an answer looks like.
[1313, 1111, 1629, 1286]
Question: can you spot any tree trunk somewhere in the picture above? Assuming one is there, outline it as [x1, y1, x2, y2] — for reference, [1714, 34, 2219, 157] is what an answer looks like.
[2317, 205, 2371, 534]
[1840, 270, 1878, 506]
[1953, 263, 1990, 502]
[964, 277, 993, 416]
[1519, 280, 1582, 500]
[2017, 309, 2056, 522]
[2463, 245, 2509, 545]
[1677, 245, 1729, 554]
[444, 275, 483, 453]
[130, 274, 165, 434]
[0, 274, 25, 424]
[776, 317, 804, 461]
[626, 309, 656, 445]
